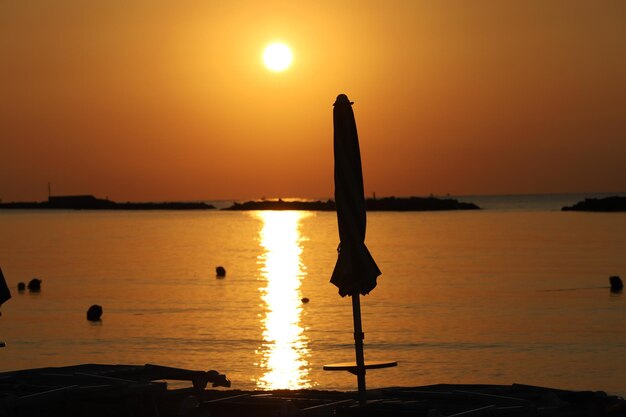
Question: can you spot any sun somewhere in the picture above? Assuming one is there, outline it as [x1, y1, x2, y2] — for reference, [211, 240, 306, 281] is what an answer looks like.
[263, 43, 293, 72]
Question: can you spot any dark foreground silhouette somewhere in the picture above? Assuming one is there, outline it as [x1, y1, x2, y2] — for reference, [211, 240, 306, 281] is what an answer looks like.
[0, 195, 216, 210]
[0, 364, 624, 417]
[562, 196, 626, 212]
[224, 196, 480, 211]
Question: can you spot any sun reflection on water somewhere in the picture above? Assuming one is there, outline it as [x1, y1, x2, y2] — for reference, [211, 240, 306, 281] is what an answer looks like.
[255, 211, 312, 390]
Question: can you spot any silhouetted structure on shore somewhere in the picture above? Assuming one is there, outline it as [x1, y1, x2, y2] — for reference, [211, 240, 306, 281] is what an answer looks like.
[224, 196, 480, 211]
[366, 196, 479, 211]
[562, 196, 626, 212]
[224, 199, 335, 211]
[2, 194, 481, 211]
[48, 195, 114, 209]
[0, 195, 216, 210]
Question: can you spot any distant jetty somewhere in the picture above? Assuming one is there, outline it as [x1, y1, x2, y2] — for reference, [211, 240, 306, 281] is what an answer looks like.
[224, 196, 480, 211]
[0, 195, 216, 210]
[562, 196, 626, 212]
[224, 199, 334, 211]
[366, 196, 480, 211]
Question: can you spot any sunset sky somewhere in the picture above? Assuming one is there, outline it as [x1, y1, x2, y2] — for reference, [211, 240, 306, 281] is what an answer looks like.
[1, 1, 625, 202]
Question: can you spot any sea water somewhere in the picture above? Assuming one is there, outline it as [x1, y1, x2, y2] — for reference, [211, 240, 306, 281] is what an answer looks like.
[1, 193, 625, 395]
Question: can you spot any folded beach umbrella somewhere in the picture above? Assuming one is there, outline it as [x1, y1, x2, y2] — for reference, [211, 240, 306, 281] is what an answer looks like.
[330, 93, 381, 404]
[331, 94, 381, 296]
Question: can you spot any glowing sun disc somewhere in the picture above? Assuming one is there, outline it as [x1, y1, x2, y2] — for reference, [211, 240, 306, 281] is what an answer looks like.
[263, 43, 293, 72]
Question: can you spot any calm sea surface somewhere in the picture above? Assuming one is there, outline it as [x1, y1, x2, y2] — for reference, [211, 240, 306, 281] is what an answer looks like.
[1, 194, 625, 394]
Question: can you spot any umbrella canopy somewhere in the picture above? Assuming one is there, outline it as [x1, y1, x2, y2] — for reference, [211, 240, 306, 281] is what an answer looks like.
[331, 94, 381, 297]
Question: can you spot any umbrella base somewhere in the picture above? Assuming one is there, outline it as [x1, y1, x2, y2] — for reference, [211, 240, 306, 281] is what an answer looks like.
[323, 361, 398, 375]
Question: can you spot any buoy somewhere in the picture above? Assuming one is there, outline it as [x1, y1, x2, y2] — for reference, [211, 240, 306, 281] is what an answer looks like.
[87, 305, 103, 321]
[216, 266, 226, 278]
[27, 278, 42, 292]
[609, 276, 623, 293]
[301, 297, 310, 303]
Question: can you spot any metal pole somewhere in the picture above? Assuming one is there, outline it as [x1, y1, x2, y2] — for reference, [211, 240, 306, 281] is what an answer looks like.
[351, 293, 366, 405]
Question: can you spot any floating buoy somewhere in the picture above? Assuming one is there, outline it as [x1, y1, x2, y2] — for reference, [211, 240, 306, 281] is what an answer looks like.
[27, 278, 42, 292]
[216, 266, 226, 278]
[301, 297, 310, 303]
[609, 276, 623, 293]
[87, 305, 103, 321]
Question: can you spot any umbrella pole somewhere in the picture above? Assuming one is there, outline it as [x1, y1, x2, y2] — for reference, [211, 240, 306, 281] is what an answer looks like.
[351, 293, 367, 405]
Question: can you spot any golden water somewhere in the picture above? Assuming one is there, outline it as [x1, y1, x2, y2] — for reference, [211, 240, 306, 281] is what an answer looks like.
[1, 205, 625, 394]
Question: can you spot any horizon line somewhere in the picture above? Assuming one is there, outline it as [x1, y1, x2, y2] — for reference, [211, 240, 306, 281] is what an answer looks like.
[2, 190, 626, 205]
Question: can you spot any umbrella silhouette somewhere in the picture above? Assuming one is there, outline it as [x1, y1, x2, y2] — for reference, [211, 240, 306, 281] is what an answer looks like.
[327, 94, 394, 405]
[331, 94, 381, 297]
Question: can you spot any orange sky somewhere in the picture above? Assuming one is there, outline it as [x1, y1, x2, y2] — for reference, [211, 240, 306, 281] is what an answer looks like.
[1, 1, 625, 202]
